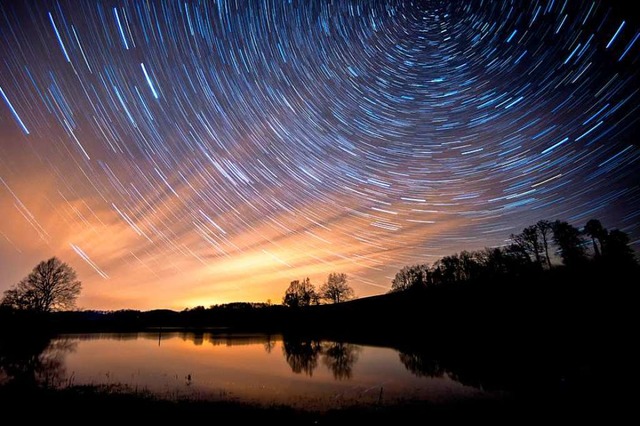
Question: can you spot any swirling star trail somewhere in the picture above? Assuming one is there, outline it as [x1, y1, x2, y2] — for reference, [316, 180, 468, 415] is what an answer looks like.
[1, 1, 638, 309]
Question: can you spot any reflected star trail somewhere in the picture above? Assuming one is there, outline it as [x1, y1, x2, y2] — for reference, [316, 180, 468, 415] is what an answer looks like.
[1, 0, 639, 310]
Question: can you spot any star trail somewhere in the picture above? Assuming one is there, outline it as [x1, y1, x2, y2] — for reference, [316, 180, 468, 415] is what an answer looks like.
[1, 0, 638, 310]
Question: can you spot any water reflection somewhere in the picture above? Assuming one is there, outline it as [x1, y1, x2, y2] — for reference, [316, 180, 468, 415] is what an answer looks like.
[398, 351, 444, 378]
[0, 334, 76, 388]
[282, 338, 321, 376]
[263, 335, 276, 353]
[321, 342, 361, 380]
[0, 332, 457, 386]
[1, 332, 460, 386]
[69, 331, 279, 348]
[280, 339, 361, 379]
[0, 332, 500, 408]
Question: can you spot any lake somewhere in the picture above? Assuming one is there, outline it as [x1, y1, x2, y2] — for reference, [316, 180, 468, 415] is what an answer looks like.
[3, 331, 506, 409]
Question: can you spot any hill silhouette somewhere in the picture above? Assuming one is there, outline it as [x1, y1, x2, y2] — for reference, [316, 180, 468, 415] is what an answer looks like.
[3, 255, 630, 347]
[1, 216, 635, 420]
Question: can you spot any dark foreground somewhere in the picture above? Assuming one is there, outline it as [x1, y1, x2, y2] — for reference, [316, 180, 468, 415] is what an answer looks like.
[1, 262, 634, 422]
[0, 328, 629, 424]
[0, 382, 617, 424]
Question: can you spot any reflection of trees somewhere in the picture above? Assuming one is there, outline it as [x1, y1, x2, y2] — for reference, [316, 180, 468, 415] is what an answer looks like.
[398, 351, 445, 378]
[282, 338, 322, 377]
[36, 339, 76, 387]
[281, 338, 362, 379]
[397, 347, 532, 392]
[192, 332, 204, 346]
[263, 335, 276, 354]
[321, 342, 360, 380]
[0, 335, 76, 388]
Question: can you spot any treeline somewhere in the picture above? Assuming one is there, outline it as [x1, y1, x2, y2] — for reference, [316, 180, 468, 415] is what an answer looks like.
[281, 272, 354, 308]
[390, 218, 637, 292]
[2, 217, 636, 337]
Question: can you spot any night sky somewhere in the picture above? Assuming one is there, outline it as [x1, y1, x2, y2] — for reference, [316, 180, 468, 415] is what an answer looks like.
[1, 0, 638, 310]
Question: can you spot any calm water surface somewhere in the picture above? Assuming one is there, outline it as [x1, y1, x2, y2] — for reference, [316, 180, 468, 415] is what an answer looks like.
[47, 332, 500, 408]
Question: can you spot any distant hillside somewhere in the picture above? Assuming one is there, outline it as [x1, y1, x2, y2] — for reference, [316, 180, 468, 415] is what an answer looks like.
[2, 260, 634, 351]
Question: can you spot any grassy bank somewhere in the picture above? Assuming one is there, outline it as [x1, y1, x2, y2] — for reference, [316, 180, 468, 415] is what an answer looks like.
[0, 381, 584, 424]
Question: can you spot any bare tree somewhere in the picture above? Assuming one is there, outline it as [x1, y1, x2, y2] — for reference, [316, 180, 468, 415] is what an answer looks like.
[536, 220, 554, 269]
[1, 257, 82, 312]
[584, 219, 607, 257]
[282, 277, 317, 308]
[320, 273, 354, 304]
[511, 225, 543, 267]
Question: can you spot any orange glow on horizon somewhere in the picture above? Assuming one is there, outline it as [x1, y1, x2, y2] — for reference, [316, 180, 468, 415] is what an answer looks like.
[0, 167, 471, 311]
[1, 0, 638, 314]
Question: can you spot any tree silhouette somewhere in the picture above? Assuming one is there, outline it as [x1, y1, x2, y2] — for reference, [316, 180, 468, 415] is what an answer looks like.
[459, 250, 482, 281]
[502, 243, 536, 274]
[536, 220, 553, 269]
[282, 277, 317, 308]
[511, 225, 543, 268]
[390, 264, 430, 292]
[473, 248, 507, 278]
[433, 255, 463, 284]
[584, 219, 607, 258]
[320, 273, 354, 304]
[603, 229, 637, 266]
[552, 221, 587, 266]
[1, 257, 82, 312]
[390, 242, 543, 292]
[388, 217, 635, 296]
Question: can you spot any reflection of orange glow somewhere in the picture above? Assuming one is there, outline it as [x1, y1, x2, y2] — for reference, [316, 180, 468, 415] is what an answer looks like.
[1, 167, 471, 311]
[59, 333, 483, 408]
